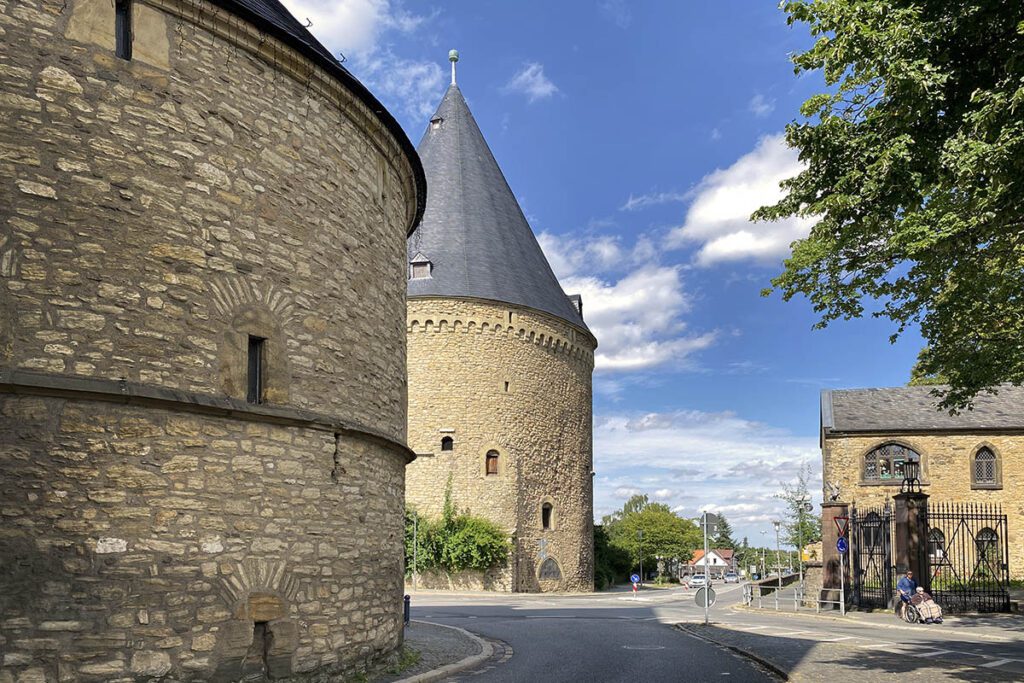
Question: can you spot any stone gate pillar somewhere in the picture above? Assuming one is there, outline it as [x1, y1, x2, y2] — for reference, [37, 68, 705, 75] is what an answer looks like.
[820, 501, 849, 608]
[894, 492, 930, 592]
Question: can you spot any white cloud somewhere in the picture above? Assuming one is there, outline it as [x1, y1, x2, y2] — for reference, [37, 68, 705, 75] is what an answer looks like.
[355, 50, 444, 120]
[592, 409, 821, 542]
[280, 0, 442, 121]
[748, 93, 776, 117]
[503, 63, 559, 103]
[538, 232, 715, 372]
[667, 134, 813, 266]
[599, 0, 632, 28]
[620, 191, 689, 212]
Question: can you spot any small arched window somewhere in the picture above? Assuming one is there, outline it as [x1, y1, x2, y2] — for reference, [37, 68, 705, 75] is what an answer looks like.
[541, 502, 553, 531]
[485, 450, 499, 476]
[441, 436, 454, 452]
[972, 447, 1000, 489]
[863, 443, 919, 482]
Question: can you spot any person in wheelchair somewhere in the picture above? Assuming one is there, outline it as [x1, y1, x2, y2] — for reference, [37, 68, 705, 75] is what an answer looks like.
[911, 586, 944, 624]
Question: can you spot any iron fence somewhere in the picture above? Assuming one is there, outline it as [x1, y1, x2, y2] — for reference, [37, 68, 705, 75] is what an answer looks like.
[926, 502, 1010, 613]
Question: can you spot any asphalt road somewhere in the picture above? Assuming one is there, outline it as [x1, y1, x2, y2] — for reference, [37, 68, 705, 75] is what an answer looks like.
[411, 583, 772, 682]
[409, 582, 1024, 682]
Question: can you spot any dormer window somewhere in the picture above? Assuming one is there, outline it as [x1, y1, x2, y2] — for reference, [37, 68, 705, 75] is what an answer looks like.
[410, 253, 432, 280]
[430, 117, 444, 130]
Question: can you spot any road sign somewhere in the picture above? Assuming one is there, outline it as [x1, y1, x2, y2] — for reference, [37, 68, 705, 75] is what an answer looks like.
[836, 537, 848, 554]
[834, 516, 850, 537]
[630, 573, 640, 583]
[695, 587, 716, 608]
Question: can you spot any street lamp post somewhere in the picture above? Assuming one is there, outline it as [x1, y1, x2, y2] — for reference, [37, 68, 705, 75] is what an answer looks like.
[773, 520, 782, 594]
[637, 529, 644, 586]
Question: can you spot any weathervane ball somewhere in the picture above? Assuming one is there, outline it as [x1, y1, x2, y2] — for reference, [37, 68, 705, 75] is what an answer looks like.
[449, 49, 459, 62]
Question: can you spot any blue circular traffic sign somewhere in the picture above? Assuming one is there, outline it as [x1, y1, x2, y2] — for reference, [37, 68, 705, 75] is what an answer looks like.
[836, 537, 849, 554]
[630, 573, 640, 583]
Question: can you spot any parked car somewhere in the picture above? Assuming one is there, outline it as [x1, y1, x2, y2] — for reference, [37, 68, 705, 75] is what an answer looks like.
[723, 572, 739, 583]
[688, 574, 709, 588]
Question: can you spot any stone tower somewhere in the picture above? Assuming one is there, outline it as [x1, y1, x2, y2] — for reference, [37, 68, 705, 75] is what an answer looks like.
[0, 0, 423, 680]
[405, 70, 597, 592]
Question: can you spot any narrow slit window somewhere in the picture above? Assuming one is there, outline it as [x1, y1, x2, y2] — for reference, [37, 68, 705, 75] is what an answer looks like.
[541, 503, 553, 530]
[247, 336, 266, 404]
[503, 381, 510, 393]
[485, 450, 499, 476]
[115, 0, 133, 61]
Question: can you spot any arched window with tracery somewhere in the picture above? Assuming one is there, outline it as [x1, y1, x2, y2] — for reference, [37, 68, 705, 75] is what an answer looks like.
[975, 527, 1002, 578]
[971, 447, 1000, 489]
[928, 528, 946, 564]
[863, 443, 919, 482]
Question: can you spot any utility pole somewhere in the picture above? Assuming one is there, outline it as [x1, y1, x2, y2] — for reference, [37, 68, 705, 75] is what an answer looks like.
[412, 513, 419, 591]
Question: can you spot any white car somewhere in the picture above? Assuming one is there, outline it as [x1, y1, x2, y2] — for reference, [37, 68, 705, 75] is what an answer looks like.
[723, 572, 740, 583]
[688, 574, 708, 588]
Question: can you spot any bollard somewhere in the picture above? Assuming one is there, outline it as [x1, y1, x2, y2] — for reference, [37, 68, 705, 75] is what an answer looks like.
[403, 594, 410, 626]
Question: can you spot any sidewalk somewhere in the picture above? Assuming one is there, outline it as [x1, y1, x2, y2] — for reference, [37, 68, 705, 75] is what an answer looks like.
[735, 602, 1024, 635]
[369, 621, 491, 683]
[678, 622, 1022, 682]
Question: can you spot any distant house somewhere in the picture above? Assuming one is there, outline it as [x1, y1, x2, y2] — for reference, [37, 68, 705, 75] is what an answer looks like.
[683, 549, 736, 578]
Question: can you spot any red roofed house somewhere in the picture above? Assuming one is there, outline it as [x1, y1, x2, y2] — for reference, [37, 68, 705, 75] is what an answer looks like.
[683, 549, 737, 579]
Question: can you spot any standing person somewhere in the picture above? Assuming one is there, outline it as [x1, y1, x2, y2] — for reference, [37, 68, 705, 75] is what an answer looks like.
[896, 570, 917, 619]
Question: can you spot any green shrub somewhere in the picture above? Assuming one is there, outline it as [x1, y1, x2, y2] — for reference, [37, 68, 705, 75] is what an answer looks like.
[405, 478, 510, 574]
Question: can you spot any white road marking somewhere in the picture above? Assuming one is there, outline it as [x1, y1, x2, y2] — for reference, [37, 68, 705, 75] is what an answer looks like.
[910, 649, 954, 657]
[819, 636, 855, 642]
[980, 659, 1015, 668]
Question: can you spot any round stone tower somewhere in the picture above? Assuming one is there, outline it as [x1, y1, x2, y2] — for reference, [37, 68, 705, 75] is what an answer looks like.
[405, 68, 597, 592]
[0, 1, 423, 680]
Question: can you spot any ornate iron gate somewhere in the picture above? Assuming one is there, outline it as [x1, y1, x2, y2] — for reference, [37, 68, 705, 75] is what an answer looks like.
[850, 504, 894, 609]
[926, 503, 1010, 613]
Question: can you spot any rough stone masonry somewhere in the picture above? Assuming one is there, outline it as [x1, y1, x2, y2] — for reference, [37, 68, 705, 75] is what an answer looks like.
[0, 0, 424, 680]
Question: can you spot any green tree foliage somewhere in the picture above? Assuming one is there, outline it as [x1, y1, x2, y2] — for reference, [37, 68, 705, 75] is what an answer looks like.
[603, 495, 702, 577]
[712, 515, 737, 550]
[404, 481, 510, 574]
[908, 348, 948, 386]
[756, 0, 1024, 410]
[593, 525, 632, 590]
[775, 463, 823, 550]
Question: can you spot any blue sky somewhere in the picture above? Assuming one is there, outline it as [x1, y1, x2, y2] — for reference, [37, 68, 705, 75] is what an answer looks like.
[283, 0, 925, 545]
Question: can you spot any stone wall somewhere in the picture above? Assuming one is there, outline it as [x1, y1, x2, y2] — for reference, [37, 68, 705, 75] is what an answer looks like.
[1, 0, 419, 680]
[1, 0, 417, 443]
[823, 432, 1024, 578]
[406, 297, 596, 593]
[0, 396, 407, 681]
[412, 568, 512, 593]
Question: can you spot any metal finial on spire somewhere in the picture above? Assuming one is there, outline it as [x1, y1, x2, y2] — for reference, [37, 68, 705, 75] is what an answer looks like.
[449, 49, 459, 85]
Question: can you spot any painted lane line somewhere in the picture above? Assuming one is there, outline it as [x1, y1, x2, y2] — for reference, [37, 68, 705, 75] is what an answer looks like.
[909, 649, 954, 658]
[818, 636, 855, 642]
[980, 659, 1015, 668]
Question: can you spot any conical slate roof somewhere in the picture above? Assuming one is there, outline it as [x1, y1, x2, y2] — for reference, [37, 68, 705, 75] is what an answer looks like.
[408, 84, 589, 331]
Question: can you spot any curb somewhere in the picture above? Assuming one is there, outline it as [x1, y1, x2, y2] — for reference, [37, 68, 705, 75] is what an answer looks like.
[675, 623, 788, 681]
[394, 620, 494, 683]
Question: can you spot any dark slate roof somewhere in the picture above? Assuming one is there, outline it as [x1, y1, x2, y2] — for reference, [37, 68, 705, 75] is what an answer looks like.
[207, 0, 425, 231]
[407, 84, 590, 333]
[821, 385, 1024, 433]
